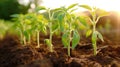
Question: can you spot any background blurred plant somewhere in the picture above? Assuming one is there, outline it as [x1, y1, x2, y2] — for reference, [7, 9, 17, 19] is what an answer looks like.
[0, 0, 32, 20]
[0, 20, 14, 39]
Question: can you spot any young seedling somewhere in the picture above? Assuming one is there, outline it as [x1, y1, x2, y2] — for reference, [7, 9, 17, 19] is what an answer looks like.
[44, 8, 59, 52]
[57, 4, 80, 56]
[11, 14, 33, 45]
[34, 14, 47, 48]
[11, 14, 26, 45]
[31, 6, 48, 48]
[80, 5, 108, 55]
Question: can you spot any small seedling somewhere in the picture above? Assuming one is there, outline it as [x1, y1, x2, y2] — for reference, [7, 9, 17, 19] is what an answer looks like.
[44, 8, 59, 52]
[80, 5, 108, 55]
[57, 3, 81, 56]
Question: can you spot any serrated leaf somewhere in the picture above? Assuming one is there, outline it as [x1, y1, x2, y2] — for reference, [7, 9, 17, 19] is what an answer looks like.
[72, 30, 80, 49]
[96, 31, 104, 42]
[67, 3, 78, 10]
[86, 29, 92, 37]
[62, 32, 69, 47]
[79, 5, 92, 10]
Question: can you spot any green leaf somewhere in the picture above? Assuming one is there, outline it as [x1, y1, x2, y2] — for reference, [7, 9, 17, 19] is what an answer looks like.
[35, 6, 46, 12]
[62, 31, 69, 47]
[67, 3, 78, 10]
[52, 22, 59, 32]
[23, 31, 29, 40]
[60, 22, 65, 32]
[92, 31, 97, 44]
[86, 29, 92, 37]
[97, 9, 108, 17]
[72, 30, 80, 49]
[69, 8, 78, 13]
[57, 13, 65, 23]
[78, 17, 87, 27]
[10, 14, 20, 18]
[44, 39, 51, 47]
[96, 31, 104, 42]
[79, 5, 92, 11]
[57, 13, 65, 32]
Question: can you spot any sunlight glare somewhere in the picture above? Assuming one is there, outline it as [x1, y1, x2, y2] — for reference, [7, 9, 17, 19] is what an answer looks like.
[41, 0, 120, 12]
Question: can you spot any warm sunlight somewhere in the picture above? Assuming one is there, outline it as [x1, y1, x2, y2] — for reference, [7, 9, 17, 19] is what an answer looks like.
[41, 0, 120, 12]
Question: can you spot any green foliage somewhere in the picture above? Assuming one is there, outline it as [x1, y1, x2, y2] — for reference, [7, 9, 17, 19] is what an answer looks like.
[86, 29, 92, 37]
[44, 39, 52, 47]
[12, 12, 47, 46]
[0, 0, 29, 20]
[56, 3, 82, 56]
[72, 30, 80, 49]
[80, 5, 107, 55]
[62, 31, 69, 47]
[0, 20, 14, 38]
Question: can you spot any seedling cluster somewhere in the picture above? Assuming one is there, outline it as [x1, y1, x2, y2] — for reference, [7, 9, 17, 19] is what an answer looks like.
[9, 4, 108, 56]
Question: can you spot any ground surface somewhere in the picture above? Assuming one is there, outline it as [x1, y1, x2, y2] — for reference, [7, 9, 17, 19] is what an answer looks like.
[0, 31, 120, 67]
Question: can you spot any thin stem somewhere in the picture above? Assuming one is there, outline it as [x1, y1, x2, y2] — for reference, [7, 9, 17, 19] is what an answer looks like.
[23, 36, 26, 45]
[49, 22, 53, 52]
[93, 23, 96, 32]
[37, 30, 40, 48]
[68, 21, 71, 56]
[92, 11, 97, 55]
[20, 31, 23, 44]
[93, 23, 97, 55]
[28, 34, 31, 44]
[93, 41, 97, 55]
[48, 9, 53, 52]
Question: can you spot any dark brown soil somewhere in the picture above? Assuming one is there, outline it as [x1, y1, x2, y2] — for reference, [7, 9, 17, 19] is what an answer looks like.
[0, 32, 120, 67]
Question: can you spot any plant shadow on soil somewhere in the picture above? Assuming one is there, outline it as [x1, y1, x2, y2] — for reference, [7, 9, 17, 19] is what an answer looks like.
[0, 32, 120, 67]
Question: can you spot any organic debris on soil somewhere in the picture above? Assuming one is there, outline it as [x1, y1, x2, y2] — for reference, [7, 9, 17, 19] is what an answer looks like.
[0, 33, 120, 67]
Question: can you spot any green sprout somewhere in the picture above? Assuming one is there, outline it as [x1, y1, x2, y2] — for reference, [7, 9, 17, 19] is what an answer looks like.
[34, 14, 47, 48]
[44, 8, 60, 52]
[31, 6, 47, 48]
[57, 3, 81, 56]
[12, 14, 27, 45]
[80, 5, 108, 55]
[11, 14, 33, 45]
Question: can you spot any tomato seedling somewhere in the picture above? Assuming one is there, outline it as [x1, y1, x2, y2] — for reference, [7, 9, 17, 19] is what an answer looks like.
[80, 5, 108, 55]
[56, 3, 81, 56]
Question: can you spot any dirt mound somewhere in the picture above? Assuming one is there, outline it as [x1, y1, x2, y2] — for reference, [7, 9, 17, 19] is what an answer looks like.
[0, 35, 42, 67]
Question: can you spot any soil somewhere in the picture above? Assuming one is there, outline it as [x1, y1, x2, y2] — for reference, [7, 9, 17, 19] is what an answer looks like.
[0, 31, 120, 67]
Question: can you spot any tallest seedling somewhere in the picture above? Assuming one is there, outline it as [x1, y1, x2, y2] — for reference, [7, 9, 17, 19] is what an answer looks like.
[80, 5, 108, 55]
[57, 3, 80, 56]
